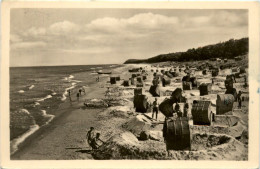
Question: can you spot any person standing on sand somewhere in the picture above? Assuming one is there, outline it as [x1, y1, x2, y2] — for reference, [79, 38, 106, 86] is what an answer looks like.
[232, 74, 236, 83]
[68, 89, 72, 101]
[183, 103, 189, 117]
[244, 76, 247, 87]
[237, 91, 242, 109]
[86, 127, 95, 149]
[152, 98, 159, 120]
[105, 87, 111, 98]
[77, 92, 80, 102]
[79, 88, 82, 96]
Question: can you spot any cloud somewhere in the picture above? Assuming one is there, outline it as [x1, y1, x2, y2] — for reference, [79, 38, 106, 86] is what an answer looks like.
[126, 12, 179, 28]
[16, 11, 248, 44]
[12, 41, 47, 49]
[85, 12, 179, 34]
[209, 10, 247, 27]
[10, 11, 248, 66]
[23, 27, 46, 37]
[48, 20, 81, 35]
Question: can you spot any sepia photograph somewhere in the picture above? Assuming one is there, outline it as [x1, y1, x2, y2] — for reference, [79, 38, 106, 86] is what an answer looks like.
[1, 1, 259, 168]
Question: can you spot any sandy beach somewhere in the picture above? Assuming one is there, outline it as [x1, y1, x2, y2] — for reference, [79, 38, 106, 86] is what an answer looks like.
[11, 62, 249, 160]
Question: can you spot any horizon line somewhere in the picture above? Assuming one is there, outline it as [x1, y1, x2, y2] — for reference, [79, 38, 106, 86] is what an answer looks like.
[10, 63, 122, 68]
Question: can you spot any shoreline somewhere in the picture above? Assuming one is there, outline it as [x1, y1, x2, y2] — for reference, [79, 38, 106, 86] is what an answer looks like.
[10, 64, 124, 155]
[10, 74, 80, 155]
[11, 64, 127, 159]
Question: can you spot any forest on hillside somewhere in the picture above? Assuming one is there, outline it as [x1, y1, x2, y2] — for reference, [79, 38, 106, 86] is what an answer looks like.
[124, 38, 248, 64]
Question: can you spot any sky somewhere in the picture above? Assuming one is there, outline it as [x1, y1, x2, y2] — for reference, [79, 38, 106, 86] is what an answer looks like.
[10, 9, 248, 66]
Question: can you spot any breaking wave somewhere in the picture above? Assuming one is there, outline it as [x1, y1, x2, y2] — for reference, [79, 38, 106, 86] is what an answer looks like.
[37, 95, 52, 102]
[29, 85, 35, 90]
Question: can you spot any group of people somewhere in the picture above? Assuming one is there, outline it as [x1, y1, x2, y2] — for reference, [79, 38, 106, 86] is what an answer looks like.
[174, 102, 189, 118]
[67, 87, 86, 102]
[152, 98, 189, 121]
[86, 127, 105, 150]
[68, 87, 86, 102]
[76, 87, 86, 101]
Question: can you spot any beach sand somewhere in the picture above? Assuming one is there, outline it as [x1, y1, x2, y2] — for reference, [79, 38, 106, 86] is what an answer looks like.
[11, 63, 248, 160]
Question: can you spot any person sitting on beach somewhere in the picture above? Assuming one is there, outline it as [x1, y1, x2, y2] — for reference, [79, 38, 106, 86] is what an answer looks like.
[86, 127, 95, 148]
[90, 133, 105, 150]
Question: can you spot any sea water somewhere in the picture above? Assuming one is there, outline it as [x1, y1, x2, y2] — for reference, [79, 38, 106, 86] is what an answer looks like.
[10, 64, 120, 154]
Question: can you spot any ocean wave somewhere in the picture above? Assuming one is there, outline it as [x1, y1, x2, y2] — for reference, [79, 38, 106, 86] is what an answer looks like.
[51, 92, 57, 96]
[90, 67, 96, 70]
[18, 90, 25, 93]
[71, 79, 82, 83]
[37, 95, 52, 102]
[20, 109, 30, 115]
[61, 82, 77, 101]
[28, 85, 35, 90]
[34, 102, 40, 106]
[10, 124, 40, 155]
[10, 109, 55, 155]
[90, 72, 98, 75]
[63, 75, 75, 81]
[41, 110, 55, 125]
[96, 67, 102, 69]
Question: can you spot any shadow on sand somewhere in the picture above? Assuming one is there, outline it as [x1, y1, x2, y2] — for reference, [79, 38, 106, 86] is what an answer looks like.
[75, 149, 93, 154]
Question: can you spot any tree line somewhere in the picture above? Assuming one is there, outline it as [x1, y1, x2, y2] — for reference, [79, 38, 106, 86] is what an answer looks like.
[124, 37, 248, 64]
